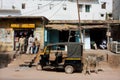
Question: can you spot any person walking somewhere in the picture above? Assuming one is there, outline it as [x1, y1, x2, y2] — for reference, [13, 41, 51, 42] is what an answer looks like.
[26, 35, 34, 54]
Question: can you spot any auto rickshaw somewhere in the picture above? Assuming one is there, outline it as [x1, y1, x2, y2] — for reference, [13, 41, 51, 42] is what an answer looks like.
[30, 42, 83, 74]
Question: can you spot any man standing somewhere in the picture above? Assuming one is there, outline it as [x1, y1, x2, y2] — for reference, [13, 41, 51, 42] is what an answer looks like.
[19, 36, 25, 53]
[26, 35, 34, 54]
[34, 37, 40, 54]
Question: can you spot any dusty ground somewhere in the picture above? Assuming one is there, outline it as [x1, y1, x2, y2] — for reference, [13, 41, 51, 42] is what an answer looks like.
[0, 50, 120, 80]
[0, 64, 120, 80]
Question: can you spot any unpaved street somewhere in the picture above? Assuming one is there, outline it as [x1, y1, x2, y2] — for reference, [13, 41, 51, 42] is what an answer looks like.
[0, 64, 120, 80]
[0, 50, 120, 80]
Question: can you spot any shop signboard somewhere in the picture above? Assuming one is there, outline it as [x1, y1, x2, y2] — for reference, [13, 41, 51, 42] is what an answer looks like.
[11, 24, 35, 28]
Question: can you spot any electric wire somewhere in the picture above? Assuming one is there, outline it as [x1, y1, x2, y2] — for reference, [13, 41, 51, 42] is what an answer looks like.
[28, 0, 65, 15]
[49, 0, 67, 19]
[22, 1, 55, 15]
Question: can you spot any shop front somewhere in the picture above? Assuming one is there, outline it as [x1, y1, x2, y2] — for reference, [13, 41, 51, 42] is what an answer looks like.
[0, 16, 49, 52]
[45, 24, 80, 46]
[45, 23, 109, 50]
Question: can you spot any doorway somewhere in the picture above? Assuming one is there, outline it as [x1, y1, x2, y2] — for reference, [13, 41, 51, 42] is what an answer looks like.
[90, 28, 107, 49]
[14, 29, 34, 51]
[59, 31, 75, 42]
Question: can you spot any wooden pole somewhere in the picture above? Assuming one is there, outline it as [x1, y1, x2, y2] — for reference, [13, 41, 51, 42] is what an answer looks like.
[76, 0, 83, 43]
[107, 22, 110, 50]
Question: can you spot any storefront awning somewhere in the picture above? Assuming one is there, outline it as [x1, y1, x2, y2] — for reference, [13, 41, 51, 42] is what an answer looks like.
[0, 9, 21, 16]
[82, 25, 107, 29]
[0, 16, 49, 24]
[46, 24, 78, 31]
[46, 24, 107, 30]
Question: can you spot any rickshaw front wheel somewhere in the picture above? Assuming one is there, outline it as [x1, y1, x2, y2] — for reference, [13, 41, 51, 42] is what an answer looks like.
[65, 65, 74, 74]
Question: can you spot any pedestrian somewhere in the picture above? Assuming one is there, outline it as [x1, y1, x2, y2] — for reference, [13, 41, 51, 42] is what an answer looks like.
[26, 35, 34, 54]
[19, 35, 25, 53]
[33, 37, 40, 54]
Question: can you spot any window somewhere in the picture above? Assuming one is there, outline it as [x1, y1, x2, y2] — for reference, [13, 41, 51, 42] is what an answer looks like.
[101, 14, 104, 17]
[22, 3, 26, 9]
[108, 13, 112, 17]
[38, 4, 42, 9]
[49, 4, 54, 10]
[78, 4, 83, 12]
[107, 13, 113, 20]
[85, 5, 91, 12]
[101, 2, 106, 9]
[63, 4, 67, 10]
[12, 5, 15, 9]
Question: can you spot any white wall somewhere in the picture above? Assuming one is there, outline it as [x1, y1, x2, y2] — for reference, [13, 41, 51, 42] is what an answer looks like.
[0, 0, 113, 20]
[80, 3, 102, 20]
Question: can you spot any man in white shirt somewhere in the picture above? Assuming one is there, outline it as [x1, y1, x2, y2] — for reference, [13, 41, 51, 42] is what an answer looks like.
[26, 35, 34, 54]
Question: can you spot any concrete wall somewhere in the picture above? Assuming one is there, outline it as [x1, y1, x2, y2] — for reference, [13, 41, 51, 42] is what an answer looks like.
[0, 28, 14, 51]
[0, 0, 113, 20]
[113, 0, 120, 20]
[34, 27, 45, 49]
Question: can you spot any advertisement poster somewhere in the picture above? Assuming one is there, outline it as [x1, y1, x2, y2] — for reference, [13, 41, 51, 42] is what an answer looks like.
[0, 28, 12, 43]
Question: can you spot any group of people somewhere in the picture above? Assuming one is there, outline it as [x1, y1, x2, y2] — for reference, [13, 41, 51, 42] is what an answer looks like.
[16, 34, 40, 54]
[26, 35, 40, 54]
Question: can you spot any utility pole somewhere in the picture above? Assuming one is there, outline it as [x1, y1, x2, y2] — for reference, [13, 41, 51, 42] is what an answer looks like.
[76, 0, 83, 43]
[106, 21, 111, 50]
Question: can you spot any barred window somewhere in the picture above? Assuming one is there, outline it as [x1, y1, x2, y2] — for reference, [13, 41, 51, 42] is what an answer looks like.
[85, 5, 91, 12]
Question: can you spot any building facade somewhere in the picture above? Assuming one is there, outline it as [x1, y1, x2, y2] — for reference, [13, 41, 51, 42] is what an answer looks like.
[1, 0, 119, 50]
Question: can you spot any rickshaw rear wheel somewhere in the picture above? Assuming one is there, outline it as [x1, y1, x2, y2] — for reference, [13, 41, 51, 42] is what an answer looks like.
[65, 65, 74, 74]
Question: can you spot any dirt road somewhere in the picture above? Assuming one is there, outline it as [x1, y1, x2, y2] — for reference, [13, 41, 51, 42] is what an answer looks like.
[0, 50, 120, 80]
[0, 64, 120, 80]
